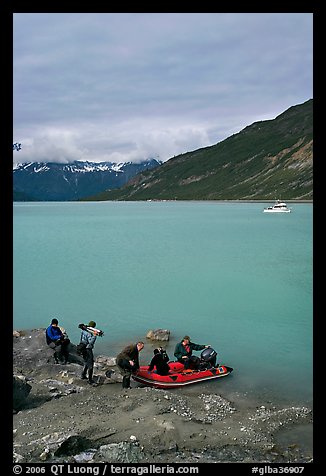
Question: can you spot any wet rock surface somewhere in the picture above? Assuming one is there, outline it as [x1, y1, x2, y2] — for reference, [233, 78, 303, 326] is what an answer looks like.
[13, 329, 313, 464]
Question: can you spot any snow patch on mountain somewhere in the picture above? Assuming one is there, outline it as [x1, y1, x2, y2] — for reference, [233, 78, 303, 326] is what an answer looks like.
[13, 158, 162, 201]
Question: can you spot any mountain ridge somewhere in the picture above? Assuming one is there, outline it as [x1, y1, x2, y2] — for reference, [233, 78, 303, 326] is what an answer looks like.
[87, 99, 312, 201]
[13, 158, 162, 201]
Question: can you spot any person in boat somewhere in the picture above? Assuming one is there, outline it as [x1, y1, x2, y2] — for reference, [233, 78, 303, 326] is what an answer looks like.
[174, 335, 211, 370]
[45, 318, 70, 364]
[148, 347, 170, 376]
[116, 341, 145, 389]
[79, 320, 99, 385]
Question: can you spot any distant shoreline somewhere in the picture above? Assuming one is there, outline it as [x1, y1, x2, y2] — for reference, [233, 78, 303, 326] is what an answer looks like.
[213, 199, 313, 203]
[13, 199, 313, 203]
[169, 199, 313, 203]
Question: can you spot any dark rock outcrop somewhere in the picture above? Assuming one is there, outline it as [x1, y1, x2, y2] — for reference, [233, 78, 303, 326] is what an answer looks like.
[13, 375, 32, 411]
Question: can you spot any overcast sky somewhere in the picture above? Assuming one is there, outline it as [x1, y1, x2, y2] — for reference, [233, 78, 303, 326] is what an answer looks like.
[13, 13, 313, 165]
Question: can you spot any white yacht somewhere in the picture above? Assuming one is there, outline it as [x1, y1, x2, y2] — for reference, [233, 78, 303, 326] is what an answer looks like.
[263, 200, 292, 213]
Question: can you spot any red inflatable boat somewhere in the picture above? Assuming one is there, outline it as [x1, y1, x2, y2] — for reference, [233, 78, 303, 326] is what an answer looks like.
[132, 361, 233, 389]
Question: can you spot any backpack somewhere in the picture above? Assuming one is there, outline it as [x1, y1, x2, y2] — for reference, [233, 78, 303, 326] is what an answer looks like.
[158, 347, 169, 362]
[76, 342, 87, 355]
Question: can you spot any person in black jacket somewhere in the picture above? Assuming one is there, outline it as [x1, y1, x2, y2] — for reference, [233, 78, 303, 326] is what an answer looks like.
[116, 342, 145, 389]
[148, 347, 170, 376]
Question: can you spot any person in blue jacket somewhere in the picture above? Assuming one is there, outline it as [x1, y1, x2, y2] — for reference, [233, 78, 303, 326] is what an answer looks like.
[46, 318, 70, 364]
[174, 335, 211, 370]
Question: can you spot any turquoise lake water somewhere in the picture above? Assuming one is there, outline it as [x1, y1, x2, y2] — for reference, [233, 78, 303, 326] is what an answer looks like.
[13, 201, 313, 406]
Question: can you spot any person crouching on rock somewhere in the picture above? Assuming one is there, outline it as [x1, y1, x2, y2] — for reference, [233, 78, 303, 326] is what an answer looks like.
[45, 318, 70, 364]
[174, 335, 211, 370]
[80, 320, 98, 385]
[116, 341, 144, 389]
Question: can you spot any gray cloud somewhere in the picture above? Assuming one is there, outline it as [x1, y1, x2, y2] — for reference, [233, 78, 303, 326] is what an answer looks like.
[13, 13, 313, 164]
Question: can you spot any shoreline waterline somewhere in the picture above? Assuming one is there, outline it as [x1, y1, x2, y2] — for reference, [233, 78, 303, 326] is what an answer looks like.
[13, 328, 313, 463]
[14, 201, 313, 412]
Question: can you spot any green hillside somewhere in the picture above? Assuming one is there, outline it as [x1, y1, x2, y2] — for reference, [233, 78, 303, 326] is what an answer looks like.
[86, 99, 313, 201]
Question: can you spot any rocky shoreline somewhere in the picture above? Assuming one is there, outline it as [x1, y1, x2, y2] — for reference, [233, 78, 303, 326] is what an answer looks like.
[13, 329, 313, 464]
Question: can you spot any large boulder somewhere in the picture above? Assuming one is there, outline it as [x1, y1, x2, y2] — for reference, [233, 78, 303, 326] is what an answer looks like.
[94, 356, 122, 384]
[13, 328, 122, 387]
[13, 375, 32, 411]
[13, 328, 85, 369]
[95, 355, 116, 368]
[96, 441, 145, 463]
[146, 329, 170, 341]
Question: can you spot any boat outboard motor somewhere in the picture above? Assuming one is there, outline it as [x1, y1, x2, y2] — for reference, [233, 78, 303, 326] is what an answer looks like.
[200, 347, 218, 368]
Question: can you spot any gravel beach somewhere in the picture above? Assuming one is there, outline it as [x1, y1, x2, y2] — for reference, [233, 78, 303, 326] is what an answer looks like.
[13, 329, 313, 464]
